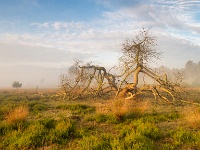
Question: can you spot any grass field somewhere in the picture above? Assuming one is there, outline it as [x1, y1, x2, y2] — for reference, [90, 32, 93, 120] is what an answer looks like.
[1, 89, 200, 150]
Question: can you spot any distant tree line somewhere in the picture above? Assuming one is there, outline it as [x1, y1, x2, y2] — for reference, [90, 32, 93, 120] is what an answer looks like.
[156, 60, 200, 86]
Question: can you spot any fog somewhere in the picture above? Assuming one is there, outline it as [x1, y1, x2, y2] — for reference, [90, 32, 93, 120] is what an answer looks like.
[1, 33, 200, 89]
[0, 42, 91, 88]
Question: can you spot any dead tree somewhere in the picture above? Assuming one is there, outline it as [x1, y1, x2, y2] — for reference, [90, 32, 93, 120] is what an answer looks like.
[116, 29, 182, 103]
[59, 60, 119, 99]
[59, 29, 185, 104]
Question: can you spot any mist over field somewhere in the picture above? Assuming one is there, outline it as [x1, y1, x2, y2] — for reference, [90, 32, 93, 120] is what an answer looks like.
[1, 0, 200, 88]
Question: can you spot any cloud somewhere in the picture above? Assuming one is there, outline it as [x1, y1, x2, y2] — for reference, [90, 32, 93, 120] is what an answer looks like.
[31, 21, 85, 31]
[101, 0, 200, 45]
[154, 32, 200, 68]
[0, 42, 90, 64]
[31, 22, 49, 28]
[2, 0, 200, 65]
[0, 42, 92, 88]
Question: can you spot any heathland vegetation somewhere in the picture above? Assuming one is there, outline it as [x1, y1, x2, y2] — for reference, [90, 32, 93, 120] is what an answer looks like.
[1, 89, 200, 149]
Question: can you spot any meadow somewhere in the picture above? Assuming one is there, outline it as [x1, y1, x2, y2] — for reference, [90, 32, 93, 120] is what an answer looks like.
[1, 88, 200, 150]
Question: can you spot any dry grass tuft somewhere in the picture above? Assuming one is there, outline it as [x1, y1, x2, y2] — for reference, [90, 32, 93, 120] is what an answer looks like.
[110, 99, 132, 120]
[5, 105, 29, 124]
[183, 106, 200, 129]
[109, 99, 150, 121]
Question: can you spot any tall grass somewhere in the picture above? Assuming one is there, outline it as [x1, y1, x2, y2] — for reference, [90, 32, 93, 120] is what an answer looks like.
[183, 106, 200, 129]
[109, 99, 150, 121]
[5, 105, 29, 125]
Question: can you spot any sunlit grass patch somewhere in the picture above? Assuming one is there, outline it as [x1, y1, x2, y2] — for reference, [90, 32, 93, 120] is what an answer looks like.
[5, 105, 29, 125]
[183, 106, 200, 129]
[109, 99, 150, 121]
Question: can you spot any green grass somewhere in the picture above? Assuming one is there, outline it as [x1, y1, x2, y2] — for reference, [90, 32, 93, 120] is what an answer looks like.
[56, 104, 95, 115]
[0, 90, 200, 149]
[85, 113, 119, 124]
[0, 118, 75, 149]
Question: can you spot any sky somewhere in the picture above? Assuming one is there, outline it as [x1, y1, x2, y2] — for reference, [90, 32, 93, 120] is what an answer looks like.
[1, 0, 200, 88]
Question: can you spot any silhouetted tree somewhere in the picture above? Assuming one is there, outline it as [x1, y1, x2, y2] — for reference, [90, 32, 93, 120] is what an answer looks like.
[12, 81, 22, 89]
